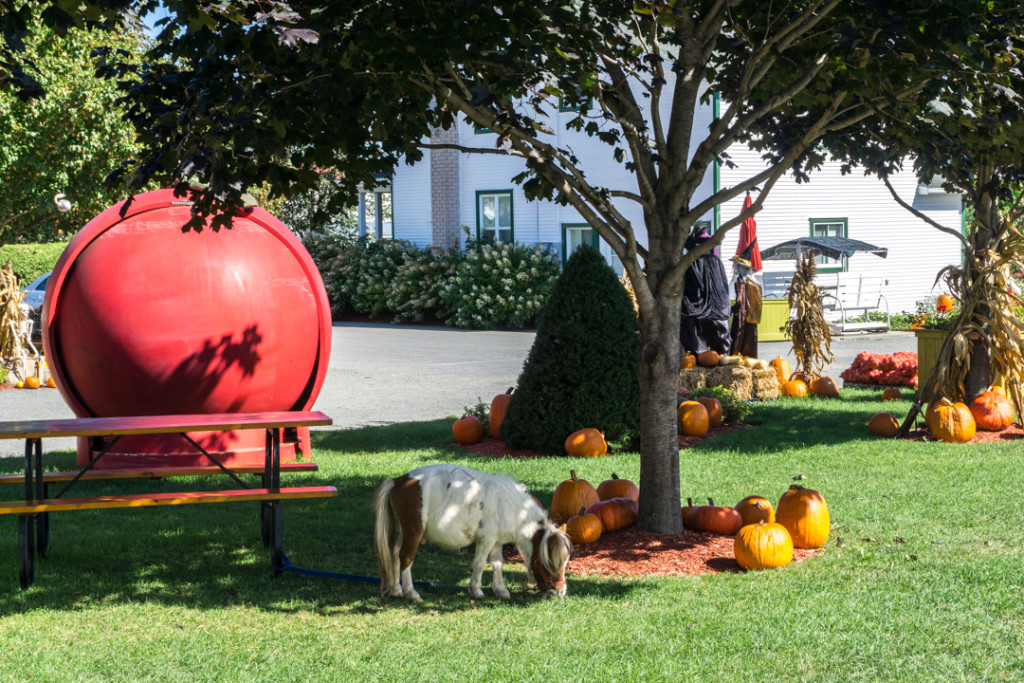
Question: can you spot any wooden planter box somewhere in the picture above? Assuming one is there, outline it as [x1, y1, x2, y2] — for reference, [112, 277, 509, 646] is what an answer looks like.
[914, 329, 946, 398]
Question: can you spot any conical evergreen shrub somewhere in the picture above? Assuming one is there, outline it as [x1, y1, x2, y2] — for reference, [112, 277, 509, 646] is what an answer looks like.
[501, 244, 640, 454]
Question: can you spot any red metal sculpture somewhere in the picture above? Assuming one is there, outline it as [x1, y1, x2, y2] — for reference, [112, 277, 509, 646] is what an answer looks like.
[43, 189, 332, 468]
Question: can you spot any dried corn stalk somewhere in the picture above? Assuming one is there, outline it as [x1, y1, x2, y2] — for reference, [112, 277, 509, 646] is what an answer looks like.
[1, 261, 26, 359]
[907, 227, 1024, 431]
[784, 251, 834, 382]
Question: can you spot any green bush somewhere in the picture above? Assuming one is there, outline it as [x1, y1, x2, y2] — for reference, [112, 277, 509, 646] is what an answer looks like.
[0, 243, 67, 285]
[323, 237, 411, 316]
[692, 385, 751, 424]
[501, 244, 641, 454]
[441, 237, 559, 329]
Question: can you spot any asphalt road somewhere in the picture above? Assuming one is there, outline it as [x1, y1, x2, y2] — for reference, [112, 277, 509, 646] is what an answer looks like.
[0, 323, 917, 456]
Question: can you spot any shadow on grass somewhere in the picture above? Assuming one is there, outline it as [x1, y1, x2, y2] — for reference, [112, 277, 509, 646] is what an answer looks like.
[0, 448, 644, 615]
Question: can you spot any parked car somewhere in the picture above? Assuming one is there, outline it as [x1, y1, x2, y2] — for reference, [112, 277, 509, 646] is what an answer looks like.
[20, 272, 50, 342]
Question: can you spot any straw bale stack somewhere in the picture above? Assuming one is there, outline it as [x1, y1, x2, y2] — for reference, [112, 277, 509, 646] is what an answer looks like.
[679, 363, 780, 400]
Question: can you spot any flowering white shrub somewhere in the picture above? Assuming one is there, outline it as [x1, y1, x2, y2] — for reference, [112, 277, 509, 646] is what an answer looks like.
[313, 234, 558, 328]
[442, 238, 559, 329]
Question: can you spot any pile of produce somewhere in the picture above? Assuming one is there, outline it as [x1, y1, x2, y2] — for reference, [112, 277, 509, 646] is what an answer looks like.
[840, 351, 918, 387]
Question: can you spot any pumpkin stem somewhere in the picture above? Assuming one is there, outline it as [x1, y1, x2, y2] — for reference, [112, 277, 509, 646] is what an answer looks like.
[570, 469, 578, 481]
[789, 485, 804, 492]
[687, 497, 693, 506]
[611, 473, 619, 480]
[506, 387, 514, 394]
[578, 507, 586, 516]
[708, 497, 715, 506]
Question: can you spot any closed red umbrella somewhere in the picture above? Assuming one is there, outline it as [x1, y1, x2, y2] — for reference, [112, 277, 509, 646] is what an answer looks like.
[736, 194, 763, 273]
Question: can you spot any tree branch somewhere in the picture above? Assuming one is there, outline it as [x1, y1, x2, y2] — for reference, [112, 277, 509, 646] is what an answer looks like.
[881, 175, 970, 246]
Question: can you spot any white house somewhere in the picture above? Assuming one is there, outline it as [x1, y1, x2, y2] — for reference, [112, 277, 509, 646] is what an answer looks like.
[389, 90, 962, 318]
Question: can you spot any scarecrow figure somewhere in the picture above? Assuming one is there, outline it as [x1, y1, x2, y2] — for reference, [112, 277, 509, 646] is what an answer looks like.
[680, 230, 731, 355]
[729, 241, 763, 358]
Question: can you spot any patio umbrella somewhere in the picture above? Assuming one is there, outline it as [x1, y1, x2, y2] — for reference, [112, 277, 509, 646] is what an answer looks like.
[735, 194, 763, 273]
[760, 236, 888, 262]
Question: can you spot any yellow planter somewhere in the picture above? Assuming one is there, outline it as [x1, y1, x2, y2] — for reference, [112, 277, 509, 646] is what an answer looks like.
[914, 329, 946, 399]
[758, 299, 790, 342]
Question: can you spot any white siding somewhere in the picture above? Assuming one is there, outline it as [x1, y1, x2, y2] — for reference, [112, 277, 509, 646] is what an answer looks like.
[718, 146, 963, 313]
[392, 149, 434, 247]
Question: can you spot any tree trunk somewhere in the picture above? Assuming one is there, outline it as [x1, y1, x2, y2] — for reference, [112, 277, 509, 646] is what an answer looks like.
[965, 192, 998, 400]
[635, 294, 685, 534]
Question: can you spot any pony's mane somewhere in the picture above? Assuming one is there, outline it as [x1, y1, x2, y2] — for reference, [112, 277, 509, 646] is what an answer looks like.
[540, 524, 572, 572]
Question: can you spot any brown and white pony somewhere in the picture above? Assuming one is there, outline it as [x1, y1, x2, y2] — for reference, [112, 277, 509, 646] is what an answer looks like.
[373, 464, 571, 600]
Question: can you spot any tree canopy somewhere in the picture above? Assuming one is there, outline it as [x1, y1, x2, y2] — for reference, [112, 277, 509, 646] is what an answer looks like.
[7, 0, 1022, 532]
[0, 11, 148, 242]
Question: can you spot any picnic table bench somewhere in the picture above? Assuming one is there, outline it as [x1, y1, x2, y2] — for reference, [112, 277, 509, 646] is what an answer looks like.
[0, 411, 336, 588]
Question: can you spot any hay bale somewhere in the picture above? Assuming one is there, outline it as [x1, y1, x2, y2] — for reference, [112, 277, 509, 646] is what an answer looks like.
[707, 365, 753, 399]
[678, 366, 709, 393]
[751, 368, 781, 400]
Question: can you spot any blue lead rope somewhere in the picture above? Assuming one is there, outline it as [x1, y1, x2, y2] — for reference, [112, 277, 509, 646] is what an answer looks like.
[277, 554, 457, 589]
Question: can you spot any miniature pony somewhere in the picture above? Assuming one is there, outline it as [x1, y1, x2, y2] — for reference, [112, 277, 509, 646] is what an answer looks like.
[373, 464, 571, 600]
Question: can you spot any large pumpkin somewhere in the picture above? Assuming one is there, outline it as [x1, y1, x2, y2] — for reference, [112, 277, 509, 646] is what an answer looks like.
[881, 387, 903, 402]
[776, 485, 830, 549]
[929, 398, 976, 443]
[868, 412, 900, 437]
[586, 497, 639, 533]
[697, 350, 721, 367]
[696, 396, 722, 428]
[678, 401, 710, 436]
[489, 387, 513, 439]
[734, 521, 794, 570]
[596, 473, 639, 501]
[769, 357, 792, 386]
[551, 470, 600, 525]
[565, 428, 608, 457]
[969, 390, 1015, 431]
[809, 376, 840, 398]
[781, 379, 808, 398]
[936, 293, 955, 312]
[685, 498, 743, 535]
[735, 495, 775, 525]
[565, 508, 602, 545]
[452, 415, 484, 445]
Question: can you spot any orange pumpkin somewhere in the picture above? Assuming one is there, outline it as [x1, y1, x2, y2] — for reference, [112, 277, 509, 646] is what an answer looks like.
[551, 470, 600, 525]
[680, 497, 694, 526]
[769, 357, 792, 386]
[734, 521, 794, 570]
[881, 387, 903, 401]
[586, 497, 638, 533]
[868, 412, 900, 437]
[677, 401, 709, 436]
[929, 398, 976, 443]
[697, 350, 720, 367]
[596, 473, 639, 501]
[809, 376, 840, 398]
[781, 379, 808, 398]
[681, 354, 697, 369]
[685, 498, 743, 535]
[735, 495, 775, 525]
[452, 415, 484, 445]
[565, 428, 608, 457]
[936, 293, 955, 312]
[565, 507, 602, 545]
[776, 485, 830, 549]
[969, 390, 1015, 431]
[24, 376, 41, 389]
[696, 396, 722, 428]
[45, 376, 56, 388]
[489, 388, 513, 439]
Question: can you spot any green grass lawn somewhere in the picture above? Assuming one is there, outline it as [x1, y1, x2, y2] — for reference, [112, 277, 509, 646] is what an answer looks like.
[0, 388, 1020, 681]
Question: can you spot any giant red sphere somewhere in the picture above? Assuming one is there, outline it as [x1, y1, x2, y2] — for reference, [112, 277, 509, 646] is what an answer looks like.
[44, 189, 332, 468]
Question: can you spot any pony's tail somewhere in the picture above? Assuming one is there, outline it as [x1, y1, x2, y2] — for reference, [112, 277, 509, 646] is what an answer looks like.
[373, 478, 398, 596]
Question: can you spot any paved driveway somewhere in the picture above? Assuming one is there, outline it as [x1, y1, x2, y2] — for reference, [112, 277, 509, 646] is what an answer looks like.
[0, 323, 917, 456]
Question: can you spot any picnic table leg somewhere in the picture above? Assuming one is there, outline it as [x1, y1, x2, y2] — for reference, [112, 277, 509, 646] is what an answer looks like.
[260, 430, 272, 547]
[34, 439, 48, 556]
[19, 439, 37, 588]
[265, 429, 284, 575]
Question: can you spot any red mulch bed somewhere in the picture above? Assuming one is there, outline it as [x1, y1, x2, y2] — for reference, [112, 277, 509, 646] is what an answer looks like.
[455, 423, 750, 459]
[503, 527, 817, 577]
[903, 423, 1024, 442]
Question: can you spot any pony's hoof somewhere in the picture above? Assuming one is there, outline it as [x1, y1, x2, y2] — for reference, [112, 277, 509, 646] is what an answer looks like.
[406, 592, 422, 602]
[493, 589, 511, 600]
[468, 589, 486, 600]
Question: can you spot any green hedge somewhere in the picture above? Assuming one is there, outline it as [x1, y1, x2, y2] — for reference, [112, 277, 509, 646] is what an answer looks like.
[0, 243, 67, 286]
